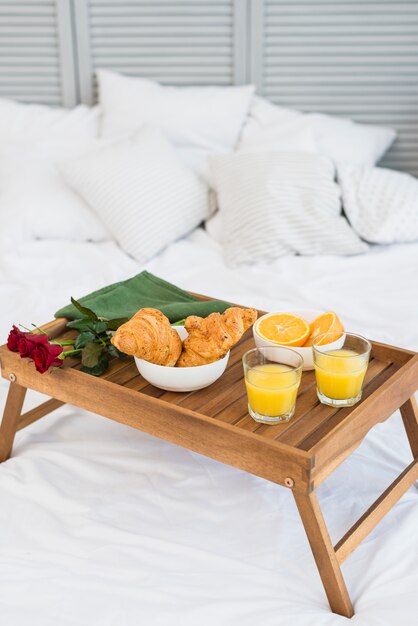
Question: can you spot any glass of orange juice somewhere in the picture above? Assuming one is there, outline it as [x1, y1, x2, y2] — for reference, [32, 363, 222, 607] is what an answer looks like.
[312, 332, 371, 407]
[243, 347, 303, 424]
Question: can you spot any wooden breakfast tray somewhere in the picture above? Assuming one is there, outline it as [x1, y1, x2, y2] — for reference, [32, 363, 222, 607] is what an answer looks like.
[1, 304, 417, 618]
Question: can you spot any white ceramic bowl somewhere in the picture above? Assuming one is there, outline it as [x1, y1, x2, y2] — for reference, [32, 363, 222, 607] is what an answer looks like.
[253, 309, 344, 371]
[134, 326, 230, 392]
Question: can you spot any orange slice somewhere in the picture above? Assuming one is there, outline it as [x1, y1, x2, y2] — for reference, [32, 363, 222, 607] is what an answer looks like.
[304, 312, 344, 346]
[257, 313, 310, 347]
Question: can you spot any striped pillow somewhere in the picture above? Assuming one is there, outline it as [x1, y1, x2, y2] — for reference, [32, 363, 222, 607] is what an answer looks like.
[61, 128, 209, 264]
[210, 152, 368, 267]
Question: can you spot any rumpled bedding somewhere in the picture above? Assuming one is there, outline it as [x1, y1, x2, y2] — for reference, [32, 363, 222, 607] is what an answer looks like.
[0, 228, 417, 626]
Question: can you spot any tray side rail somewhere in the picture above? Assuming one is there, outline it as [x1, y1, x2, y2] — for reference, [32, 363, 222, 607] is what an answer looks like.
[0, 348, 314, 492]
[309, 352, 418, 488]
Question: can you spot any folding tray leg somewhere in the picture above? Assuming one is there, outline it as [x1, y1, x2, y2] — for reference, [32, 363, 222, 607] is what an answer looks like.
[0, 382, 65, 462]
[293, 490, 354, 618]
[400, 396, 418, 459]
[295, 395, 418, 617]
[0, 382, 27, 462]
[400, 396, 418, 489]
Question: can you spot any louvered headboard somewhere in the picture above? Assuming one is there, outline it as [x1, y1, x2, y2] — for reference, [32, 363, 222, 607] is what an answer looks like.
[1, 0, 418, 176]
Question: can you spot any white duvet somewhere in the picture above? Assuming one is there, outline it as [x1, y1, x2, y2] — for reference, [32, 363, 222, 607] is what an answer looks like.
[0, 229, 417, 626]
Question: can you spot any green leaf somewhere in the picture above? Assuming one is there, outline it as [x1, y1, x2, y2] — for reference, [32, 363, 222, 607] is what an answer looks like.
[80, 353, 109, 377]
[106, 317, 129, 331]
[107, 343, 126, 359]
[70, 297, 99, 321]
[172, 319, 185, 326]
[74, 331, 96, 349]
[81, 342, 103, 368]
[67, 319, 107, 334]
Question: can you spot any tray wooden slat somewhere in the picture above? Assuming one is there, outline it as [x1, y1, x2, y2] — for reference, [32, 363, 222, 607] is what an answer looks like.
[270, 358, 392, 448]
[298, 362, 397, 452]
[173, 336, 253, 412]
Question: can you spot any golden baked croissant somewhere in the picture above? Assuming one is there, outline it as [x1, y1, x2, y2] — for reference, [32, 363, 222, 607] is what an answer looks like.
[176, 306, 258, 367]
[111, 308, 182, 366]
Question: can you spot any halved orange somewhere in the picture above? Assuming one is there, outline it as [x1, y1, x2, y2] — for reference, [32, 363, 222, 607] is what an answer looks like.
[257, 313, 310, 347]
[304, 311, 344, 346]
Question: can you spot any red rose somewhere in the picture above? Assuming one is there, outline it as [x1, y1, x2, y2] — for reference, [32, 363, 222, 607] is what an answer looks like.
[7, 325, 26, 352]
[17, 333, 49, 358]
[31, 342, 63, 374]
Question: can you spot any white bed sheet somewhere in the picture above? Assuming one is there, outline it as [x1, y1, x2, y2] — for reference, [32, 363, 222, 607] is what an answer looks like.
[0, 229, 417, 626]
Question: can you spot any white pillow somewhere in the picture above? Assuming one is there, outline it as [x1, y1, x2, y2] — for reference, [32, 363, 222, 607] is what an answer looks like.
[241, 97, 395, 166]
[238, 97, 317, 154]
[310, 112, 396, 166]
[338, 163, 418, 244]
[209, 152, 368, 267]
[60, 128, 209, 264]
[98, 69, 255, 183]
[0, 97, 98, 143]
[0, 98, 109, 247]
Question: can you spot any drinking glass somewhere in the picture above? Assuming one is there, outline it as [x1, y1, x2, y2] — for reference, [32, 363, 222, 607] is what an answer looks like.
[312, 332, 371, 407]
[242, 347, 303, 424]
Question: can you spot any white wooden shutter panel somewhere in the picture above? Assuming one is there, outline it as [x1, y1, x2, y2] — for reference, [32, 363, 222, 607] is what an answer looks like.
[73, 0, 248, 105]
[252, 0, 418, 176]
[0, 0, 417, 177]
[0, 0, 77, 107]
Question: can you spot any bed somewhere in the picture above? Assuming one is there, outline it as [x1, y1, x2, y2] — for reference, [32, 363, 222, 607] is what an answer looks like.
[1, 2, 418, 625]
[0, 229, 417, 625]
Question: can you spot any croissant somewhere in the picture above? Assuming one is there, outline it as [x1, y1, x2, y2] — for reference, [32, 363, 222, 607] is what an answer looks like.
[111, 308, 182, 366]
[176, 306, 258, 367]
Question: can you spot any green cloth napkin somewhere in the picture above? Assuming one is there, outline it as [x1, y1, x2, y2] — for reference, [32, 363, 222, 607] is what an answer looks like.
[55, 271, 231, 322]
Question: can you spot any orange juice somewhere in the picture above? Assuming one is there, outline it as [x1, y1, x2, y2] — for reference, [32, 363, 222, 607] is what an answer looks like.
[245, 363, 300, 417]
[314, 349, 368, 400]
